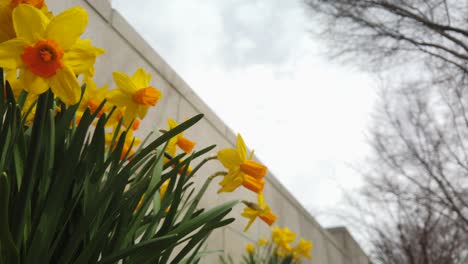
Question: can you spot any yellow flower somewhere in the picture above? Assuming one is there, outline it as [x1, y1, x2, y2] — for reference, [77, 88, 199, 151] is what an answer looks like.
[0, 0, 49, 42]
[257, 236, 269, 246]
[241, 192, 277, 232]
[217, 134, 267, 193]
[293, 238, 313, 260]
[245, 243, 255, 254]
[271, 227, 296, 253]
[166, 118, 196, 156]
[0, 5, 104, 105]
[78, 77, 108, 117]
[107, 68, 162, 125]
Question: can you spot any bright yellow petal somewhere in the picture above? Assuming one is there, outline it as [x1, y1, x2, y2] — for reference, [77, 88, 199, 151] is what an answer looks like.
[131, 68, 151, 88]
[168, 118, 178, 130]
[13, 4, 49, 42]
[123, 106, 140, 127]
[136, 104, 149, 119]
[63, 39, 105, 77]
[46, 7, 87, 49]
[0, 39, 27, 69]
[237, 134, 247, 160]
[243, 217, 256, 232]
[107, 89, 135, 107]
[21, 69, 48, 95]
[113, 71, 137, 94]
[166, 138, 177, 156]
[217, 148, 242, 170]
[48, 66, 81, 105]
[258, 192, 265, 207]
[218, 170, 243, 193]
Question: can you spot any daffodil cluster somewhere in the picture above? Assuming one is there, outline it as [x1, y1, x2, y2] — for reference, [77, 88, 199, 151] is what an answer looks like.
[217, 134, 277, 231]
[0, 1, 301, 262]
[239, 227, 313, 264]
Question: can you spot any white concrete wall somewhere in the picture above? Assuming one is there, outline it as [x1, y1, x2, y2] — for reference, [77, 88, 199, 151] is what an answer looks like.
[48, 0, 370, 263]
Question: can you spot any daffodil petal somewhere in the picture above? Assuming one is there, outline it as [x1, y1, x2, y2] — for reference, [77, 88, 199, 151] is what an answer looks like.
[166, 138, 178, 156]
[136, 105, 149, 119]
[113, 71, 137, 94]
[21, 69, 48, 95]
[168, 118, 178, 130]
[48, 66, 81, 105]
[13, 4, 49, 43]
[218, 148, 242, 170]
[107, 89, 135, 107]
[237, 134, 247, 160]
[64, 39, 104, 77]
[132, 68, 151, 88]
[0, 39, 27, 69]
[218, 170, 243, 193]
[46, 7, 88, 49]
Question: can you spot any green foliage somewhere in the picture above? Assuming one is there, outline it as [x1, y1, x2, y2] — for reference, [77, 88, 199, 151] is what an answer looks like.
[0, 73, 238, 263]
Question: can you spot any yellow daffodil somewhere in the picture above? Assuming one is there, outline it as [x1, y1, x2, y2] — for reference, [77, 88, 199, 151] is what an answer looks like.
[107, 68, 162, 124]
[78, 77, 108, 117]
[245, 243, 255, 254]
[0, 5, 104, 105]
[0, 0, 49, 43]
[241, 192, 277, 232]
[257, 236, 269, 246]
[217, 134, 267, 194]
[167, 118, 196, 156]
[272, 227, 296, 254]
[105, 106, 141, 131]
[293, 238, 313, 260]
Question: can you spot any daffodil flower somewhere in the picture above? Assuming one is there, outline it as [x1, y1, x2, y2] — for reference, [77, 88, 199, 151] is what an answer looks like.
[245, 243, 255, 254]
[0, 0, 49, 42]
[257, 236, 269, 246]
[241, 192, 277, 232]
[217, 134, 267, 193]
[107, 68, 162, 125]
[293, 238, 313, 260]
[0, 4, 104, 105]
[272, 227, 296, 254]
[78, 77, 108, 117]
[167, 118, 196, 156]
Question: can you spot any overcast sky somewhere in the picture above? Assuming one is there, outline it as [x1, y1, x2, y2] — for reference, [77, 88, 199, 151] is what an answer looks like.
[112, 0, 377, 227]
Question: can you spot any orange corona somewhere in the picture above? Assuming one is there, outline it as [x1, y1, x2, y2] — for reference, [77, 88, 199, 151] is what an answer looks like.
[21, 40, 64, 78]
[132, 86, 161, 106]
[11, 0, 45, 8]
[240, 160, 267, 179]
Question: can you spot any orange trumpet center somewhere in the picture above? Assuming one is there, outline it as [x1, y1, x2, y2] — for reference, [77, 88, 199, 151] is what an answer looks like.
[240, 160, 267, 179]
[242, 175, 265, 194]
[177, 136, 196, 153]
[22, 39, 64, 78]
[260, 212, 277, 226]
[132, 86, 161, 106]
[11, 0, 45, 8]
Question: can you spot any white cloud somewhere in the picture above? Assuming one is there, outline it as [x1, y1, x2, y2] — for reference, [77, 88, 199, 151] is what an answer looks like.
[113, 0, 376, 228]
